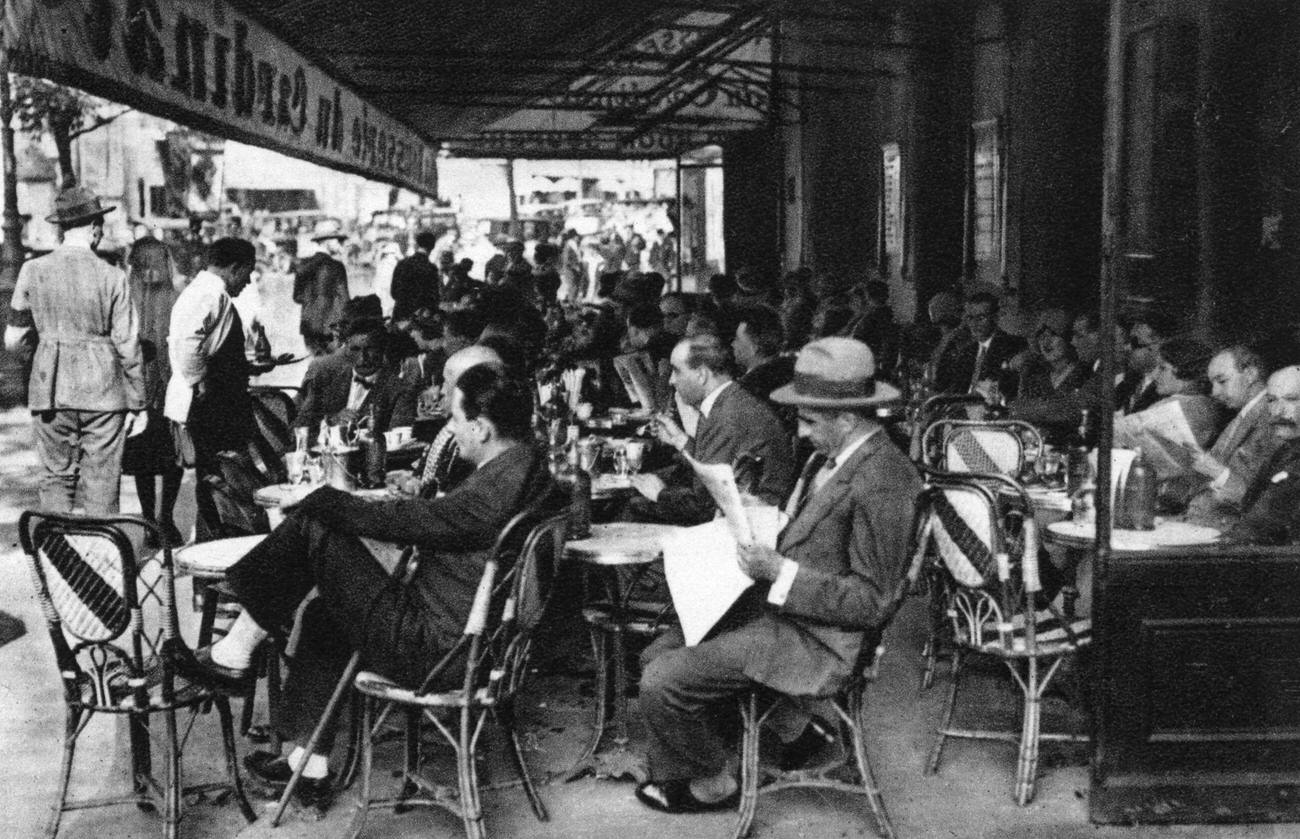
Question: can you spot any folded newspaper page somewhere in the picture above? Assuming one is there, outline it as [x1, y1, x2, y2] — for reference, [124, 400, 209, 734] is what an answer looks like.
[613, 351, 657, 410]
[681, 452, 753, 543]
[1113, 398, 1202, 479]
[662, 505, 785, 645]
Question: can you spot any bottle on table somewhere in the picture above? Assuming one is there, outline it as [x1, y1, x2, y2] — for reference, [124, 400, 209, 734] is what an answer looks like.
[1066, 408, 1093, 495]
[363, 405, 386, 488]
[554, 437, 592, 540]
[1118, 446, 1156, 530]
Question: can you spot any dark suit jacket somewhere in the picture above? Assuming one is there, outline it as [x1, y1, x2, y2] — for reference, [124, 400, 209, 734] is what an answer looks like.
[390, 251, 440, 320]
[933, 329, 1027, 398]
[296, 442, 552, 651]
[742, 432, 921, 696]
[292, 253, 349, 340]
[294, 351, 417, 432]
[739, 354, 797, 433]
[647, 382, 796, 525]
[1227, 439, 1300, 545]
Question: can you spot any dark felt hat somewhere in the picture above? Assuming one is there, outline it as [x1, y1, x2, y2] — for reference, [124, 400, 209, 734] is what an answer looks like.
[45, 186, 115, 226]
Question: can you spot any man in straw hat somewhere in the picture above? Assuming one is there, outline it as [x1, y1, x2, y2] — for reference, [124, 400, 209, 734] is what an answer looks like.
[635, 336, 921, 813]
[4, 186, 145, 513]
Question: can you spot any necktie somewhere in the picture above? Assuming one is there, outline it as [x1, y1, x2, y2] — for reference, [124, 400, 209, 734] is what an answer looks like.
[793, 453, 830, 516]
[969, 342, 988, 392]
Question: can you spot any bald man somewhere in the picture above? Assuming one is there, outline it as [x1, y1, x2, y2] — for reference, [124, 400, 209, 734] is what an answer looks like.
[1225, 366, 1300, 544]
[413, 344, 505, 497]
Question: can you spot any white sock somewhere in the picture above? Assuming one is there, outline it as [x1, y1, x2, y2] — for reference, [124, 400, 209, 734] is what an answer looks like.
[287, 746, 329, 779]
[208, 611, 268, 670]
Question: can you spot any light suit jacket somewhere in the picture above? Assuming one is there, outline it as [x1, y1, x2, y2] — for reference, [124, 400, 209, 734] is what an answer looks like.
[1179, 393, 1281, 519]
[13, 246, 143, 411]
[741, 431, 922, 697]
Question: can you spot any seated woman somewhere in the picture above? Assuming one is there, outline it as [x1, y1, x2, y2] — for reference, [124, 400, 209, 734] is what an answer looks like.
[1018, 310, 1088, 399]
[1114, 337, 1226, 481]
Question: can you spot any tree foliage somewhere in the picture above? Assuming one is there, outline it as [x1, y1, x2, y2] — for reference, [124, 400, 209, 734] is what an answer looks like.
[11, 76, 132, 187]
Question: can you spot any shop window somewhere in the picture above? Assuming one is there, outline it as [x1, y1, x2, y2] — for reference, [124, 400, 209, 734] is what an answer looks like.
[879, 142, 904, 276]
[968, 118, 1005, 284]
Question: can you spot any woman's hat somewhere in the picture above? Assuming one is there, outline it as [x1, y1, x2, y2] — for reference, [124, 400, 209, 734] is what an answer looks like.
[311, 219, 348, 242]
[45, 186, 115, 226]
[771, 337, 902, 408]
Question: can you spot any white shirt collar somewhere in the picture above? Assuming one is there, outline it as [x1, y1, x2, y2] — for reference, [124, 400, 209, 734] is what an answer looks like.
[977, 336, 994, 350]
[1238, 388, 1266, 417]
[191, 268, 226, 292]
[828, 427, 878, 470]
[698, 380, 732, 418]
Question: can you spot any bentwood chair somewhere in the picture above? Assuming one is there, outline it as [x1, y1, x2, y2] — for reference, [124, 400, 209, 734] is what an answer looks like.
[913, 472, 1090, 805]
[19, 511, 256, 839]
[731, 506, 927, 839]
[345, 498, 570, 839]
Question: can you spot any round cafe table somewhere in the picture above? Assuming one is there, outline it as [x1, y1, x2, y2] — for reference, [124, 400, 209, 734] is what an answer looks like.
[564, 522, 681, 783]
[1043, 519, 1221, 552]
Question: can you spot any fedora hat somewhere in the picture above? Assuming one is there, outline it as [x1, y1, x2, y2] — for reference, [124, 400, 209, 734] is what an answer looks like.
[45, 186, 115, 225]
[771, 337, 901, 408]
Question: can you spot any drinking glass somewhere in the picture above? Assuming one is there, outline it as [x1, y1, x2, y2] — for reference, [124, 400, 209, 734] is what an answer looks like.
[1037, 449, 1062, 485]
[624, 439, 647, 474]
[577, 439, 601, 473]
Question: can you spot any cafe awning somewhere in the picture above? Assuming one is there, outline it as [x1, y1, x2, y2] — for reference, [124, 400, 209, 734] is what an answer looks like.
[4, 1, 883, 189]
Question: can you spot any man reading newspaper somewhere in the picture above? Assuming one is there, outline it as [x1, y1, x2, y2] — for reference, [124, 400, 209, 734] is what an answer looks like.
[634, 337, 921, 814]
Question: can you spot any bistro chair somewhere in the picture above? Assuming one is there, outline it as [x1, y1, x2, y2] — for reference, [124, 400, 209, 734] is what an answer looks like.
[915, 421, 1042, 690]
[907, 393, 986, 462]
[249, 385, 298, 477]
[730, 504, 927, 839]
[19, 511, 256, 839]
[342, 497, 569, 839]
[921, 418, 1042, 477]
[913, 471, 1090, 805]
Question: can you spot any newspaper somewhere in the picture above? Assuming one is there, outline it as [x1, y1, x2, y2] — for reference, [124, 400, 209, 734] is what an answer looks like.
[1113, 398, 1202, 479]
[681, 452, 754, 544]
[662, 506, 785, 646]
[613, 351, 657, 410]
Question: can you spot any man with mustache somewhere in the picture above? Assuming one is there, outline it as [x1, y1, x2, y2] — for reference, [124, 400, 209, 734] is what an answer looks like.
[1225, 365, 1300, 544]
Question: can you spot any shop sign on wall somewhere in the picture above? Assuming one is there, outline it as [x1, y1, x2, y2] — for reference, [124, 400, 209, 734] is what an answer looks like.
[3, 0, 438, 195]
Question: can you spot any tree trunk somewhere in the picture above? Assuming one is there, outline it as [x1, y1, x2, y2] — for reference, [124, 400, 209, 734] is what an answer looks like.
[51, 114, 76, 188]
[1, 71, 24, 289]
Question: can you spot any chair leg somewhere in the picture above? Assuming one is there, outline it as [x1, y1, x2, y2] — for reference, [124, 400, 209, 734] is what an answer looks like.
[215, 696, 257, 822]
[335, 694, 364, 792]
[926, 649, 962, 775]
[163, 709, 181, 839]
[850, 690, 895, 839]
[731, 693, 761, 839]
[128, 709, 154, 809]
[393, 708, 421, 814]
[458, 710, 487, 839]
[46, 706, 84, 838]
[1015, 658, 1043, 806]
[345, 697, 375, 839]
[500, 705, 548, 822]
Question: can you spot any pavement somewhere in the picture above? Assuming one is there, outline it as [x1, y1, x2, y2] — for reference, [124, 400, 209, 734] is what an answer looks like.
[0, 268, 1297, 837]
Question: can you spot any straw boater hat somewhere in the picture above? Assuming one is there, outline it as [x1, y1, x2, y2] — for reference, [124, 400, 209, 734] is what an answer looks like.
[310, 219, 348, 242]
[45, 186, 115, 226]
[771, 337, 902, 408]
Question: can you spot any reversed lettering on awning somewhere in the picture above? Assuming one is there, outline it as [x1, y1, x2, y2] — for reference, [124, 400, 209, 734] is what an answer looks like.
[3, 0, 437, 195]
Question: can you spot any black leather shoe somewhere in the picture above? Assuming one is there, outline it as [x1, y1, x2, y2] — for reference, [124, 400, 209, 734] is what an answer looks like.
[244, 752, 334, 810]
[174, 645, 253, 693]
